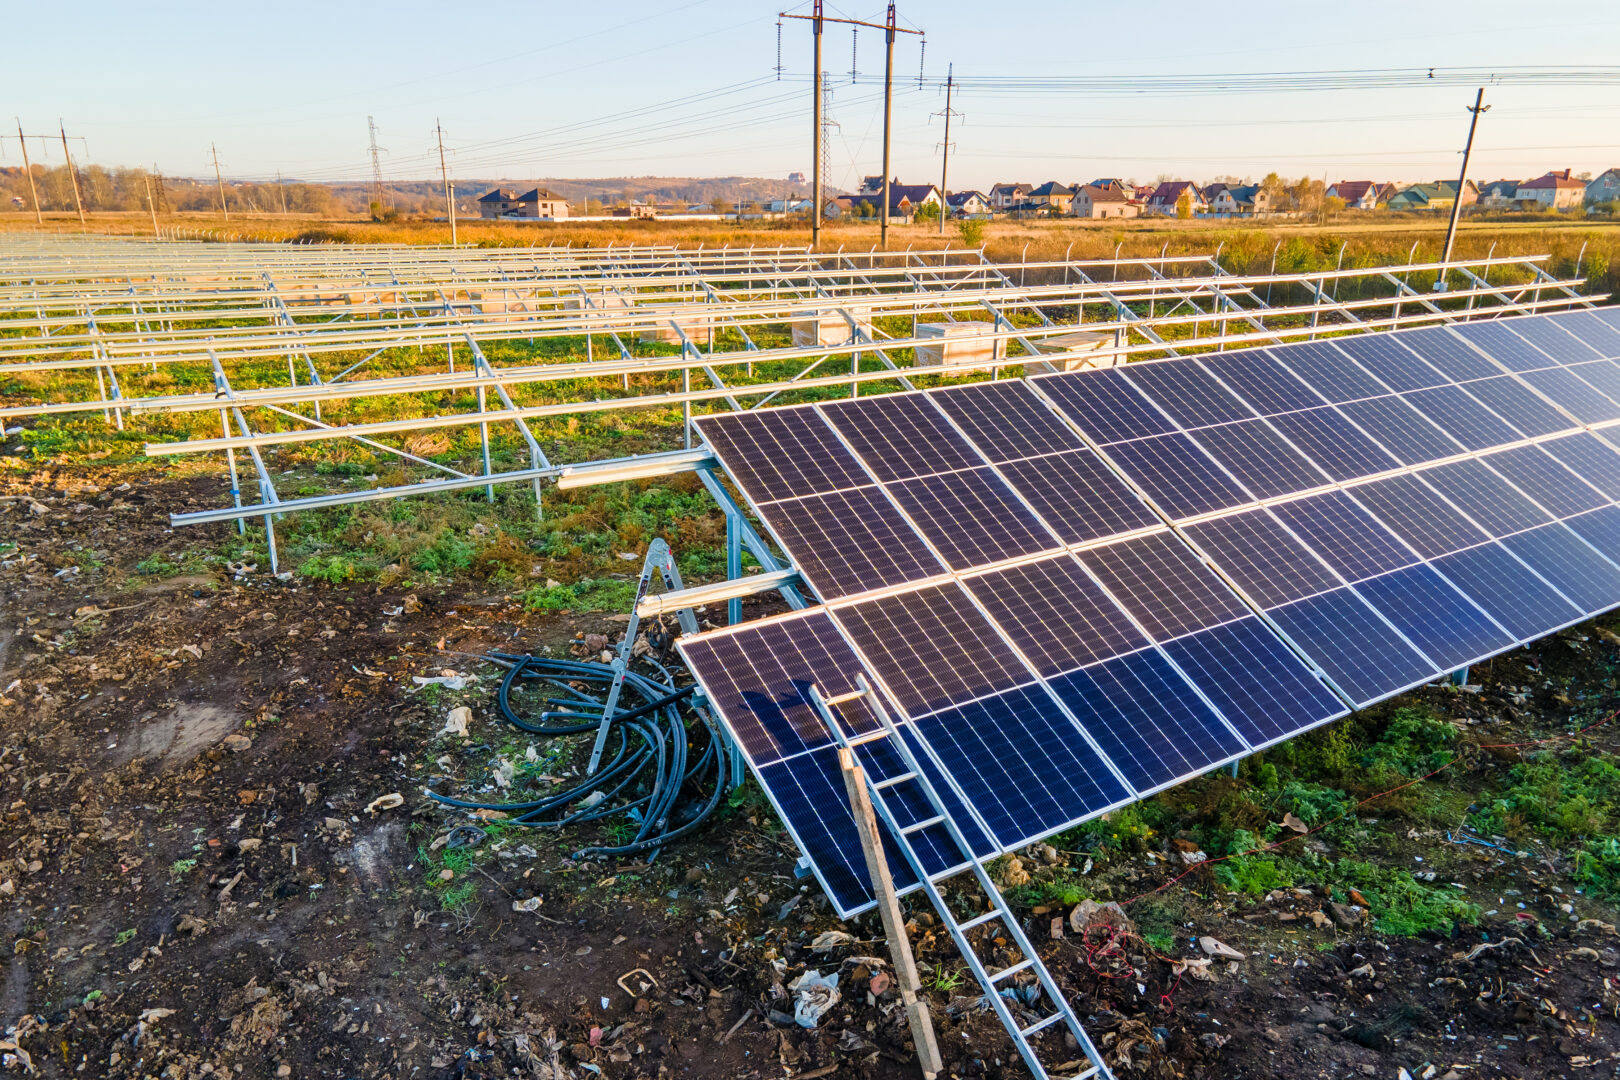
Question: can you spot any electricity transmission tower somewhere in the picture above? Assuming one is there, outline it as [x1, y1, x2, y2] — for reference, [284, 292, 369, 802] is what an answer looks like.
[367, 116, 388, 212]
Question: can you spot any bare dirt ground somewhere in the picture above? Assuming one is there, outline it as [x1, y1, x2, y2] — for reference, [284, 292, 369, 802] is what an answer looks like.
[4, 460, 1620, 1079]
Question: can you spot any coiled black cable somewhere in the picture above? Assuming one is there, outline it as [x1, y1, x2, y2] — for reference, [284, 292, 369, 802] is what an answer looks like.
[423, 651, 731, 860]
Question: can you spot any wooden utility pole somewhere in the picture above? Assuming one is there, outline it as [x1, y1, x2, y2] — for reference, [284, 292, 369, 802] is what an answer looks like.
[15, 120, 41, 223]
[59, 120, 86, 226]
[879, 3, 896, 248]
[437, 120, 457, 246]
[144, 175, 159, 235]
[934, 65, 956, 237]
[275, 170, 289, 215]
[1440, 88, 1488, 287]
[839, 747, 943, 1080]
[211, 143, 230, 220]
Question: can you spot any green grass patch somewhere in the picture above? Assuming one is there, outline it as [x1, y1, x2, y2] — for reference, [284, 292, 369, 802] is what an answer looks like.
[520, 576, 637, 613]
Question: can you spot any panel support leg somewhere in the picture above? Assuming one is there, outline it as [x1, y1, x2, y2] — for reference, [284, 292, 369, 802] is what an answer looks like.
[838, 747, 943, 1080]
[726, 509, 743, 626]
[1450, 667, 1470, 687]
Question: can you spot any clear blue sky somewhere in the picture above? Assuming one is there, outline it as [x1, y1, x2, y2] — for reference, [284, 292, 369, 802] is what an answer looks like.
[4, 0, 1618, 190]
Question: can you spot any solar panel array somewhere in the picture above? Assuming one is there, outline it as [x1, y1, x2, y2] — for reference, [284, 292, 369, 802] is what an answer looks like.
[680, 307, 1620, 917]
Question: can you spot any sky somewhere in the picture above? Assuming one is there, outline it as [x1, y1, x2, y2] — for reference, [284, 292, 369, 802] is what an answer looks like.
[3, 0, 1618, 191]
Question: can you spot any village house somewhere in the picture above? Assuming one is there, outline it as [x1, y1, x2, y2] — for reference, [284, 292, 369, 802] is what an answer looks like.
[944, 190, 992, 217]
[1325, 180, 1388, 211]
[1208, 184, 1268, 216]
[1587, 168, 1620, 205]
[1145, 181, 1206, 217]
[1070, 184, 1139, 219]
[987, 182, 1032, 211]
[1386, 180, 1477, 213]
[1476, 179, 1522, 210]
[825, 182, 942, 222]
[1516, 169, 1588, 211]
[477, 187, 570, 220]
[1026, 181, 1075, 213]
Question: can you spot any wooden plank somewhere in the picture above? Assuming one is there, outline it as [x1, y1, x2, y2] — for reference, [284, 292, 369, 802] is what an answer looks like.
[838, 746, 944, 1080]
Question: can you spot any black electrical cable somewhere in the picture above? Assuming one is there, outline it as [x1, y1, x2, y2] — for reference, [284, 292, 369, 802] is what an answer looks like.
[423, 650, 730, 861]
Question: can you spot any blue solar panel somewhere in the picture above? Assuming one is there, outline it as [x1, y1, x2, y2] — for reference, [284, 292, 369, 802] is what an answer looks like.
[965, 556, 1150, 676]
[1183, 509, 1342, 608]
[912, 683, 1132, 847]
[1332, 334, 1449, 392]
[1396, 327, 1502, 382]
[887, 467, 1058, 569]
[820, 393, 983, 481]
[1402, 385, 1523, 450]
[1457, 376, 1579, 438]
[1430, 542, 1582, 642]
[1337, 395, 1464, 465]
[1504, 314, 1602, 363]
[1500, 524, 1620, 611]
[997, 451, 1162, 544]
[1035, 368, 1176, 444]
[1266, 406, 1401, 481]
[1519, 367, 1620, 424]
[1198, 349, 1325, 415]
[1047, 650, 1246, 793]
[1481, 445, 1609, 518]
[1563, 360, 1620, 405]
[1421, 459, 1552, 538]
[1562, 504, 1620, 564]
[696, 407, 870, 503]
[1269, 491, 1420, 582]
[1267, 588, 1437, 705]
[1347, 474, 1490, 558]
[763, 487, 946, 600]
[1079, 532, 1252, 640]
[1550, 310, 1620, 360]
[1543, 432, 1620, 499]
[1267, 340, 1388, 403]
[1160, 616, 1345, 747]
[1353, 564, 1514, 670]
[1121, 361, 1257, 428]
[1191, 419, 1331, 498]
[1102, 433, 1252, 518]
[1450, 321, 1556, 372]
[932, 379, 1085, 462]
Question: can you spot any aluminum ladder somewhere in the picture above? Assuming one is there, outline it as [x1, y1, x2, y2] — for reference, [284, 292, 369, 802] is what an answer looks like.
[808, 676, 1116, 1080]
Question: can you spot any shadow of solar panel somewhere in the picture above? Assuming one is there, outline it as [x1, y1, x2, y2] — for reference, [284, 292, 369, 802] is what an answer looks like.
[912, 683, 1133, 849]
[764, 487, 945, 600]
[1500, 524, 1620, 611]
[1396, 327, 1503, 381]
[1269, 491, 1419, 582]
[696, 408, 869, 503]
[1047, 650, 1246, 793]
[1102, 432, 1251, 518]
[997, 450, 1160, 544]
[1520, 367, 1620, 424]
[820, 393, 982, 481]
[1457, 376, 1579, 438]
[1482, 445, 1608, 518]
[1563, 361, 1620, 405]
[1354, 564, 1515, 670]
[1198, 349, 1325, 415]
[886, 467, 1058, 569]
[1191, 419, 1331, 498]
[1034, 368, 1176, 444]
[964, 556, 1150, 676]
[1349, 474, 1490, 558]
[1338, 396, 1465, 465]
[1266, 341, 1387, 403]
[931, 380, 1083, 462]
[1333, 334, 1448, 391]
[1080, 531, 1252, 641]
[1422, 459, 1552, 537]
[1161, 616, 1345, 748]
[1542, 432, 1620, 499]
[833, 583, 1032, 717]
[1504, 314, 1601, 362]
[1550, 311, 1620, 359]
[1564, 506, 1620, 567]
[1431, 543, 1583, 642]
[1403, 385, 1523, 449]
[1183, 508, 1341, 609]
[1452, 321, 1557, 372]
[1121, 361, 1256, 428]
[1266, 406, 1401, 481]
[1267, 587, 1437, 705]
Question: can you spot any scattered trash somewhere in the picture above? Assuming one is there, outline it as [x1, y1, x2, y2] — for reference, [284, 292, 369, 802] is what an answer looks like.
[788, 969, 840, 1028]
[512, 897, 542, 913]
[1461, 936, 1523, 962]
[1348, 962, 1376, 978]
[1199, 936, 1246, 961]
[869, 971, 892, 997]
[1171, 957, 1215, 982]
[616, 968, 658, 997]
[810, 930, 855, 952]
[445, 826, 486, 850]
[414, 673, 479, 693]
[365, 792, 404, 814]
[440, 707, 472, 737]
[1281, 812, 1309, 833]
[491, 759, 514, 790]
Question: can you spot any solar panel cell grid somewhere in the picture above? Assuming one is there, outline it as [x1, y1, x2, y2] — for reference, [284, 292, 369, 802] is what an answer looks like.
[1266, 587, 1437, 705]
[1337, 395, 1464, 466]
[1189, 419, 1331, 499]
[1047, 650, 1247, 793]
[1520, 367, 1620, 424]
[1397, 327, 1504, 382]
[1550, 311, 1620, 359]
[1563, 505, 1620, 568]
[1079, 532, 1252, 641]
[1353, 564, 1514, 670]
[1480, 445, 1608, 518]
[1268, 491, 1420, 582]
[1120, 361, 1257, 428]
[996, 450, 1162, 545]
[1331, 334, 1449, 392]
[695, 409, 869, 503]
[1182, 509, 1342, 609]
[819, 393, 982, 481]
[1562, 360, 1620, 406]
[1430, 542, 1582, 642]
[1101, 432, 1252, 519]
[1503, 315, 1601, 363]
[931, 380, 1084, 462]
[1454, 376, 1578, 439]
[1402, 385, 1524, 450]
[1421, 459, 1553, 537]
[964, 556, 1151, 677]
[1197, 350, 1326, 415]
[1500, 524, 1620, 612]
[1266, 341, 1388, 403]
[1348, 474, 1490, 558]
[1265, 407, 1402, 482]
[765, 487, 945, 600]
[886, 467, 1059, 569]
[1034, 368, 1177, 444]
[1451, 321, 1557, 372]
[1543, 432, 1620, 499]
